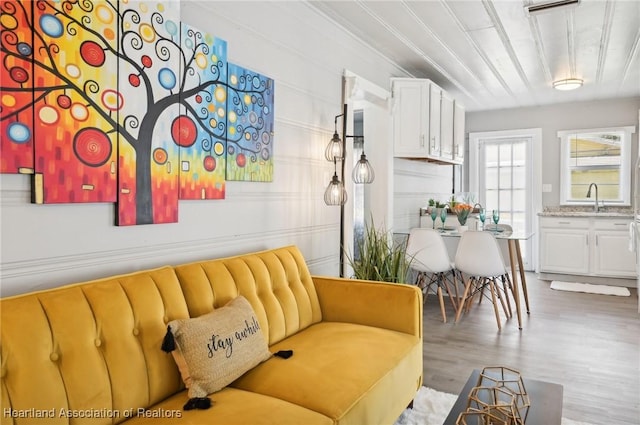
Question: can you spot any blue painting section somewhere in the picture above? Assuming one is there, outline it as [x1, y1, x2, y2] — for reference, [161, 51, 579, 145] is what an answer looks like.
[225, 63, 274, 182]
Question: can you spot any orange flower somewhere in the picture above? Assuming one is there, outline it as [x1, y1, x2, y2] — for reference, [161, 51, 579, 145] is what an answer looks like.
[453, 203, 473, 214]
[454, 203, 473, 225]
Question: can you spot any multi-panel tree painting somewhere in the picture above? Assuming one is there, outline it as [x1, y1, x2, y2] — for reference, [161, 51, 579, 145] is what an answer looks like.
[0, 0, 274, 226]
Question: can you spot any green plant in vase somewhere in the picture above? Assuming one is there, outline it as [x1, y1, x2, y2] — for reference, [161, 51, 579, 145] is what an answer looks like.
[345, 220, 411, 284]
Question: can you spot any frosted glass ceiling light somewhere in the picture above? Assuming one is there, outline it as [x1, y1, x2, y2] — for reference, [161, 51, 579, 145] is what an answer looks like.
[553, 78, 583, 91]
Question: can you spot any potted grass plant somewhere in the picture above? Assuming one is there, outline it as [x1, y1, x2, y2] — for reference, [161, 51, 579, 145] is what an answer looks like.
[345, 220, 412, 284]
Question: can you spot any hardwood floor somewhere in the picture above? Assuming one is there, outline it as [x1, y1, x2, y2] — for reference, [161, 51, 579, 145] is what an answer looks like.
[421, 273, 639, 425]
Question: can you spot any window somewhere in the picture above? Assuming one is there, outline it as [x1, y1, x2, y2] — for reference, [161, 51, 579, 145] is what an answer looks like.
[559, 126, 635, 206]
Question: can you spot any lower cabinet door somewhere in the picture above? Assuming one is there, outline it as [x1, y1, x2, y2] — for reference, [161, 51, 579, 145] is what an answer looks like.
[540, 229, 590, 274]
[593, 231, 637, 277]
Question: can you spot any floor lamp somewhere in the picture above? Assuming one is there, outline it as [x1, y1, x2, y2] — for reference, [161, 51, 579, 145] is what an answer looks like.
[324, 104, 375, 277]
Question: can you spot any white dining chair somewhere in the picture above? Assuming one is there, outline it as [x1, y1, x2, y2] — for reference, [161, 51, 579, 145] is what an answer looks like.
[453, 230, 513, 330]
[406, 228, 459, 322]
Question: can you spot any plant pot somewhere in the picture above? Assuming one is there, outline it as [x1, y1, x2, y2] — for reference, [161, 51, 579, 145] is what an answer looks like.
[458, 225, 468, 232]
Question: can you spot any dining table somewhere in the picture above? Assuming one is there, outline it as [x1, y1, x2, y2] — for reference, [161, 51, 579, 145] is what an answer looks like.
[396, 227, 533, 329]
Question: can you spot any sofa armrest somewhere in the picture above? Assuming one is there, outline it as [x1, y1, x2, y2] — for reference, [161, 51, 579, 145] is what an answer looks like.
[312, 276, 423, 338]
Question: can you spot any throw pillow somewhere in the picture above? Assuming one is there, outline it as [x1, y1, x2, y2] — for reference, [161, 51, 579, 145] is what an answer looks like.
[163, 296, 272, 399]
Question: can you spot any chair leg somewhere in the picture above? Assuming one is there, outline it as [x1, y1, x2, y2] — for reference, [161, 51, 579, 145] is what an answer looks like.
[496, 279, 510, 319]
[417, 273, 429, 304]
[437, 285, 446, 323]
[489, 278, 502, 330]
[455, 278, 473, 323]
[465, 277, 479, 313]
[443, 270, 459, 312]
[465, 277, 486, 313]
[501, 275, 513, 318]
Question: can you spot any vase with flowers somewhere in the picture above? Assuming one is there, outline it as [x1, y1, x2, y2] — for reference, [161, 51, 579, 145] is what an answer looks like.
[453, 203, 474, 231]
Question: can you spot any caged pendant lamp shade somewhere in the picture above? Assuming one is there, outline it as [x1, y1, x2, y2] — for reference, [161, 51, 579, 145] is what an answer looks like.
[325, 131, 344, 161]
[324, 171, 347, 206]
[352, 153, 375, 184]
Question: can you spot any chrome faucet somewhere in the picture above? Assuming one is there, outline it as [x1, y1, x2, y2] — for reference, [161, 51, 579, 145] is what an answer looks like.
[586, 183, 599, 213]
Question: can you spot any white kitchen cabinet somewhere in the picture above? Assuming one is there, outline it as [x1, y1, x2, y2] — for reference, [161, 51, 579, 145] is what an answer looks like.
[391, 78, 463, 164]
[391, 79, 429, 157]
[428, 83, 441, 157]
[592, 220, 637, 277]
[439, 90, 454, 161]
[539, 216, 636, 278]
[539, 218, 590, 274]
[453, 100, 465, 163]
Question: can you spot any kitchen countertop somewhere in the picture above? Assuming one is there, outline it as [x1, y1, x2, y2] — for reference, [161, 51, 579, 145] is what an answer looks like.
[538, 207, 633, 218]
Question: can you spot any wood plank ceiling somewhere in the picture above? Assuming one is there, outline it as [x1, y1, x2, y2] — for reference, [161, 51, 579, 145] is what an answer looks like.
[309, 0, 640, 112]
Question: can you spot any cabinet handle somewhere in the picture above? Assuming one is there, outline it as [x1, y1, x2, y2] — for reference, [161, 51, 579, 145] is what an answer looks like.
[613, 223, 627, 226]
[558, 221, 571, 225]
[595, 235, 598, 246]
[586, 234, 588, 245]
[421, 135, 425, 147]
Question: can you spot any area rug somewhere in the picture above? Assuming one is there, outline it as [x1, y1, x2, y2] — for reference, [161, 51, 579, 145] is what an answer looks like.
[394, 386, 596, 425]
[550, 280, 630, 297]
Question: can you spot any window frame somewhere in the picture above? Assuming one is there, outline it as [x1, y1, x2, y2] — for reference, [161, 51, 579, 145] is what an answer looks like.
[558, 126, 635, 207]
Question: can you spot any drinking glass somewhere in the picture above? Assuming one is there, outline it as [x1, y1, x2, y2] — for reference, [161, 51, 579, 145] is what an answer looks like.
[492, 209, 500, 231]
[430, 207, 438, 229]
[478, 208, 486, 230]
[439, 207, 447, 232]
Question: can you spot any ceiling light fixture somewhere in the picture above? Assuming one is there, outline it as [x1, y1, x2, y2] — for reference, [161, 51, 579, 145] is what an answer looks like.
[552, 78, 584, 91]
[525, 0, 581, 16]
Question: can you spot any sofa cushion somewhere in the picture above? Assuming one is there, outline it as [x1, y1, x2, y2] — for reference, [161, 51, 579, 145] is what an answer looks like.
[124, 387, 333, 425]
[0, 266, 189, 422]
[230, 321, 423, 425]
[167, 296, 272, 398]
[173, 246, 322, 346]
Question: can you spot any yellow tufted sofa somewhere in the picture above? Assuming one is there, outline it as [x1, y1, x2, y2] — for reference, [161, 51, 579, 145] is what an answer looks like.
[0, 246, 423, 425]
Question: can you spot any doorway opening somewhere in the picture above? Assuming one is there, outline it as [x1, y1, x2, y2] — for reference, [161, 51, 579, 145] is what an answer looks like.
[469, 128, 542, 270]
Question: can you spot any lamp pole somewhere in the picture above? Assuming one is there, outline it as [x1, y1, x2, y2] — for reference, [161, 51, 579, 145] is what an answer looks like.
[339, 102, 347, 277]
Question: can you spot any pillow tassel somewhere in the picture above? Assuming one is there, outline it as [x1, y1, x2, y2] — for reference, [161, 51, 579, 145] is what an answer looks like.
[161, 325, 176, 353]
[184, 397, 212, 410]
[274, 350, 293, 359]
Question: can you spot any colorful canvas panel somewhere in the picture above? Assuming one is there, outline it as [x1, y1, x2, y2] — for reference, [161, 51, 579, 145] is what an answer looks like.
[116, 0, 181, 225]
[1, 1, 36, 174]
[225, 64, 274, 182]
[30, 0, 118, 204]
[177, 23, 227, 200]
[0, 0, 276, 226]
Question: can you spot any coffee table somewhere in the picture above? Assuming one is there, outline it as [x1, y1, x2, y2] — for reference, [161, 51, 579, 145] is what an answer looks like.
[443, 369, 563, 424]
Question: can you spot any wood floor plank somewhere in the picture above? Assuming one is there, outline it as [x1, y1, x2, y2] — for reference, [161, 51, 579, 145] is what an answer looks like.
[421, 273, 640, 425]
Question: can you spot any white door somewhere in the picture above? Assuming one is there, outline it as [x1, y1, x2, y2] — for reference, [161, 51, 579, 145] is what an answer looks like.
[469, 129, 543, 271]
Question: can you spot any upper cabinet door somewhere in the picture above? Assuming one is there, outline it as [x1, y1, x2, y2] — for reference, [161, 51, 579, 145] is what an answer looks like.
[440, 91, 454, 160]
[391, 78, 463, 165]
[428, 84, 441, 157]
[453, 100, 465, 164]
[392, 80, 429, 158]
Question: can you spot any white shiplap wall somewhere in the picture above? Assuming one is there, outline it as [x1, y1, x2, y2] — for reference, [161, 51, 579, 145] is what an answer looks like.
[0, 1, 452, 296]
